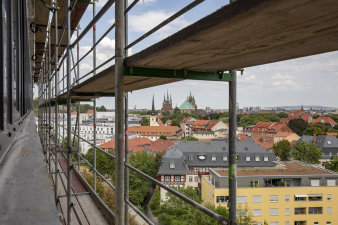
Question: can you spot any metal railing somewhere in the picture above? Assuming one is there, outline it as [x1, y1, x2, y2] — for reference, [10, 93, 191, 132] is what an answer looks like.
[37, 0, 237, 225]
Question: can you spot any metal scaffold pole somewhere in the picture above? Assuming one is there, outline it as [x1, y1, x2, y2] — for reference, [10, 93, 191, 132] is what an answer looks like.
[66, 0, 73, 224]
[77, 23, 81, 171]
[228, 69, 237, 225]
[124, 93, 129, 225]
[115, 0, 126, 223]
[54, 0, 59, 203]
[124, 0, 129, 223]
[93, 99, 97, 191]
[48, 24, 52, 174]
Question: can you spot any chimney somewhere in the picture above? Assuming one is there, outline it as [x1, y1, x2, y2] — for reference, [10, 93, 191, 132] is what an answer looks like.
[313, 134, 317, 143]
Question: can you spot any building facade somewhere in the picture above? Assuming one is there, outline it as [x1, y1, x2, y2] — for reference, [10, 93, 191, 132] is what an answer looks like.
[202, 161, 338, 225]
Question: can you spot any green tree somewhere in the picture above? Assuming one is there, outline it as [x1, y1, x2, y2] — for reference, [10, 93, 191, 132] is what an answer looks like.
[174, 107, 180, 114]
[156, 186, 229, 225]
[288, 118, 309, 136]
[159, 135, 167, 140]
[84, 148, 115, 179]
[303, 126, 323, 136]
[171, 118, 180, 126]
[182, 136, 198, 141]
[272, 140, 291, 161]
[313, 115, 320, 119]
[325, 155, 338, 172]
[277, 112, 288, 118]
[292, 141, 321, 164]
[141, 117, 149, 126]
[162, 110, 170, 116]
[129, 151, 162, 206]
[96, 105, 107, 112]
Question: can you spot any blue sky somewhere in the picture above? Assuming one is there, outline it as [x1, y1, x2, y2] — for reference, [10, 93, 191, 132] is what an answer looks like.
[34, 0, 338, 109]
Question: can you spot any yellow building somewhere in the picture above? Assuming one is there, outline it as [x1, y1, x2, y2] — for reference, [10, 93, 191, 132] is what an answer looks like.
[201, 161, 338, 225]
[274, 132, 300, 144]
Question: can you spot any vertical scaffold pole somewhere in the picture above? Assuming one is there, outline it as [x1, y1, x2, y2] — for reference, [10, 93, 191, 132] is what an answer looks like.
[92, 1, 97, 192]
[93, 99, 97, 191]
[66, 0, 73, 224]
[115, 0, 126, 224]
[48, 24, 52, 174]
[77, 24, 81, 171]
[54, 0, 59, 203]
[124, 93, 129, 225]
[124, 0, 129, 223]
[228, 70, 237, 225]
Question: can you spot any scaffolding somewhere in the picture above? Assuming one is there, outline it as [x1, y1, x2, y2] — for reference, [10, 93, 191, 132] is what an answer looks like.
[34, 0, 338, 224]
[37, 0, 236, 224]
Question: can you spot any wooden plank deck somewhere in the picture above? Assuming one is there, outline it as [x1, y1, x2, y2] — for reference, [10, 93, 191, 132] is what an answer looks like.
[56, 0, 338, 100]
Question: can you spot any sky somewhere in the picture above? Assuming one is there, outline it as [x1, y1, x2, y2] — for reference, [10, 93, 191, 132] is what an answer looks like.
[34, 0, 338, 110]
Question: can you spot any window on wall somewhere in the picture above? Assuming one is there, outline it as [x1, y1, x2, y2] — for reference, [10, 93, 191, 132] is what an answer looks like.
[311, 179, 320, 186]
[327, 207, 332, 215]
[237, 196, 247, 203]
[212, 156, 216, 161]
[309, 207, 322, 214]
[285, 195, 290, 202]
[327, 194, 331, 201]
[189, 176, 193, 182]
[165, 176, 170, 181]
[175, 176, 180, 182]
[252, 209, 262, 216]
[308, 194, 322, 201]
[253, 195, 262, 203]
[285, 208, 290, 215]
[270, 208, 279, 216]
[327, 179, 336, 186]
[246, 156, 251, 162]
[194, 177, 198, 183]
[264, 156, 268, 161]
[255, 156, 260, 161]
[169, 162, 175, 169]
[223, 156, 227, 161]
[270, 195, 279, 202]
[216, 196, 229, 204]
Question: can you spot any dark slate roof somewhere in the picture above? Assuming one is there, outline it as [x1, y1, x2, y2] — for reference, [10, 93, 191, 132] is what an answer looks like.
[316, 135, 338, 149]
[158, 139, 276, 175]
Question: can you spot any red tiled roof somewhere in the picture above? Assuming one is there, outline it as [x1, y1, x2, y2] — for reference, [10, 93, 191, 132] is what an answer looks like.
[87, 109, 94, 114]
[99, 137, 152, 152]
[128, 126, 182, 137]
[301, 113, 312, 122]
[225, 133, 250, 141]
[313, 116, 337, 125]
[327, 132, 338, 136]
[147, 139, 175, 154]
[253, 138, 274, 149]
[275, 131, 293, 137]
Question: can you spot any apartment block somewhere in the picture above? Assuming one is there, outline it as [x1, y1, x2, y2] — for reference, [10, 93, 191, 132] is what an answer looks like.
[201, 161, 338, 225]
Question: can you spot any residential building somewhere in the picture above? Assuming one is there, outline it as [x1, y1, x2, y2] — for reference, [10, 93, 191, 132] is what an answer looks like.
[145, 139, 176, 154]
[99, 137, 152, 153]
[180, 117, 198, 137]
[298, 135, 338, 160]
[313, 116, 337, 127]
[273, 131, 300, 144]
[157, 139, 276, 200]
[190, 120, 229, 140]
[128, 126, 183, 141]
[244, 122, 293, 143]
[201, 161, 338, 225]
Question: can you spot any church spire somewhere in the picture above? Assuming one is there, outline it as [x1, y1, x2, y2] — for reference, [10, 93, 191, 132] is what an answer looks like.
[152, 94, 155, 112]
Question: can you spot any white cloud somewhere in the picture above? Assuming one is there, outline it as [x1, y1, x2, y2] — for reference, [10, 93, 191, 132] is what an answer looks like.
[129, 10, 189, 38]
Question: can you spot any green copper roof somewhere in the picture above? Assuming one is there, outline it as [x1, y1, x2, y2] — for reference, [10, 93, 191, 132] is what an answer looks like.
[179, 100, 195, 110]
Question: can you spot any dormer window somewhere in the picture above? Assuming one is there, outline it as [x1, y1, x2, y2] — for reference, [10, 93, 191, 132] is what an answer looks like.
[170, 163, 175, 169]
[189, 155, 193, 161]
[327, 141, 331, 145]
[264, 156, 268, 162]
[212, 156, 216, 161]
[255, 156, 260, 162]
[246, 156, 251, 162]
[223, 156, 227, 161]
[198, 155, 206, 160]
